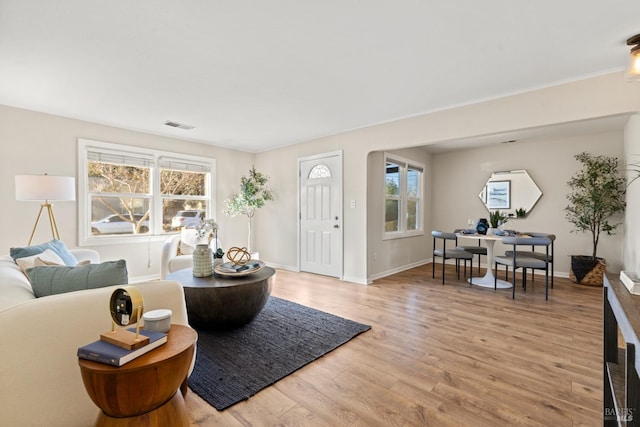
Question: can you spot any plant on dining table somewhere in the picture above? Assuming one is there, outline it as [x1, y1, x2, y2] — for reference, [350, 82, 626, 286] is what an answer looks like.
[488, 210, 508, 228]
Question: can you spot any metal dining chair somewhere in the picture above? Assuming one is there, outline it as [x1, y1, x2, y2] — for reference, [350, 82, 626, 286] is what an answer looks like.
[431, 231, 474, 285]
[454, 228, 487, 275]
[494, 236, 552, 300]
[503, 232, 555, 288]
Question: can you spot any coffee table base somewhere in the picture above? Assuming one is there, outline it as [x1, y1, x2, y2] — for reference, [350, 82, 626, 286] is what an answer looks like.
[166, 267, 276, 330]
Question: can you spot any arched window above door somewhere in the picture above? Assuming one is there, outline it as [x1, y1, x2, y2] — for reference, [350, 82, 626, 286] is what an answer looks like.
[308, 164, 331, 179]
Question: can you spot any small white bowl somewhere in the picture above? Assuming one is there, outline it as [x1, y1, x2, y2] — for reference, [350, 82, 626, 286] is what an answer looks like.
[143, 309, 172, 333]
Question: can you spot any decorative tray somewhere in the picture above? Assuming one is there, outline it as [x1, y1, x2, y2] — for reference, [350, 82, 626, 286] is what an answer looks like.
[213, 260, 265, 277]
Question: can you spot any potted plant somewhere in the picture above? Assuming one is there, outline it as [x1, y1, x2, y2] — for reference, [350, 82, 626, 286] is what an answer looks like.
[488, 210, 507, 230]
[515, 207, 527, 218]
[224, 166, 274, 255]
[564, 152, 626, 286]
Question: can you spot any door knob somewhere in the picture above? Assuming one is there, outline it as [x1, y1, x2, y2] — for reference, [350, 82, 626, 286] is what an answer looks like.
[334, 224, 339, 229]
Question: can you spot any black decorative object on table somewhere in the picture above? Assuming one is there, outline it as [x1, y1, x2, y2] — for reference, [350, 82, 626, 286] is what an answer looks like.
[476, 218, 489, 235]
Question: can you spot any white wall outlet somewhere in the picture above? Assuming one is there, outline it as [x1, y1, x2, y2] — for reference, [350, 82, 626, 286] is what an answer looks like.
[350, 200, 356, 208]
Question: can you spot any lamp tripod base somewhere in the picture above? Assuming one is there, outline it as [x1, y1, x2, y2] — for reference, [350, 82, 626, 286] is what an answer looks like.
[28, 202, 61, 245]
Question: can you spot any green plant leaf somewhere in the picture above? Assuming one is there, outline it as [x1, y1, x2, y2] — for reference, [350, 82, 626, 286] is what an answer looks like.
[223, 166, 274, 219]
[564, 152, 626, 258]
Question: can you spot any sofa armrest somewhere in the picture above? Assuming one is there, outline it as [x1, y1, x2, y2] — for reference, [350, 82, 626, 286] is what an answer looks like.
[161, 235, 181, 279]
[0, 280, 190, 427]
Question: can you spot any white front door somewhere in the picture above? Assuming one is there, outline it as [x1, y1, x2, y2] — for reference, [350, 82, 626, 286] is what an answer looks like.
[299, 152, 343, 278]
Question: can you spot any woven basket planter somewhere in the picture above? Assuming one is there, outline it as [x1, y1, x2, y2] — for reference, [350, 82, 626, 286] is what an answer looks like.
[569, 255, 606, 286]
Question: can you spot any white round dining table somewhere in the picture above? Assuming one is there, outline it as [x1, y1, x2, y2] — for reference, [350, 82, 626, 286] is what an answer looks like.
[456, 233, 512, 289]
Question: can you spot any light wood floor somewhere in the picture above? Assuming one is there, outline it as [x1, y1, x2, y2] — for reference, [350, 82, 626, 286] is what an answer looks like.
[185, 264, 603, 426]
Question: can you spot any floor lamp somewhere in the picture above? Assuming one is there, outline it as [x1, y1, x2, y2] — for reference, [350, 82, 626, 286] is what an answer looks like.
[15, 174, 76, 245]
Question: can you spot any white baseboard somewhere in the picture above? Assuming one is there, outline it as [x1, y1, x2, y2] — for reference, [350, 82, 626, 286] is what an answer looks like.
[264, 261, 298, 272]
[267, 260, 370, 285]
[368, 260, 430, 283]
[341, 275, 369, 285]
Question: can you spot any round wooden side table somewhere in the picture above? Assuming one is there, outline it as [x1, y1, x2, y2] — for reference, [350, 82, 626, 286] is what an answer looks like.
[78, 324, 197, 427]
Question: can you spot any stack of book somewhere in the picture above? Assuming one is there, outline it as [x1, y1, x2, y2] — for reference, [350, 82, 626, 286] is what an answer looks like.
[77, 328, 167, 366]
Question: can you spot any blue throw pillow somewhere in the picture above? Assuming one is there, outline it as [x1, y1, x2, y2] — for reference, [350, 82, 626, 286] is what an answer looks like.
[25, 259, 128, 297]
[10, 239, 78, 266]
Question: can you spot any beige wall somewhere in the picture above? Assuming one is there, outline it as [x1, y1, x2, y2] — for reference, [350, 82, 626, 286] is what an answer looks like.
[0, 105, 254, 279]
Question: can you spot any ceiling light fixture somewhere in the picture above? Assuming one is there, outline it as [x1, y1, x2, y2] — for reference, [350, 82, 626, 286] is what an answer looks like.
[626, 33, 640, 81]
[164, 120, 196, 130]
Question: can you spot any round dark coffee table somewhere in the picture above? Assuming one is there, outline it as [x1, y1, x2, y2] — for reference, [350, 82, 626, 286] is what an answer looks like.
[166, 266, 275, 329]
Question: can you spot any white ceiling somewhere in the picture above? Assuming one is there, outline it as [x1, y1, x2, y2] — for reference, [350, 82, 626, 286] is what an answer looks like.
[1, 1, 638, 153]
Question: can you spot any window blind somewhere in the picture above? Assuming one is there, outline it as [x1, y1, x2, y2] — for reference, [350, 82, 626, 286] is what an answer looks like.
[159, 157, 211, 173]
[87, 148, 154, 168]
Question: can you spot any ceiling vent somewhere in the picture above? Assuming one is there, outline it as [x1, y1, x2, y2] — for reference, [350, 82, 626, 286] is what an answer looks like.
[164, 120, 195, 130]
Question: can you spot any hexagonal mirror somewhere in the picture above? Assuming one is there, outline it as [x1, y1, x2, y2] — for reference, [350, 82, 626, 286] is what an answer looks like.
[478, 169, 542, 217]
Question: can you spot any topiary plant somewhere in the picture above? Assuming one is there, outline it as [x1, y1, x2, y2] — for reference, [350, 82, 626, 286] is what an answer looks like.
[224, 166, 274, 253]
[565, 152, 626, 285]
[565, 152, 626, 259]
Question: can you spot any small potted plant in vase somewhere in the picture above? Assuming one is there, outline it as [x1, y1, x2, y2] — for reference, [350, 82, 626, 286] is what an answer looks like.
[224, 166, 274, 259]
[564, 152, 626, 286]
[488, 210, 507, 234]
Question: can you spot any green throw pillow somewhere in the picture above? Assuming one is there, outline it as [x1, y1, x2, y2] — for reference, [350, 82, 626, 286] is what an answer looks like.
[26, 260, 128, 297]
[10, 239, 78, 266]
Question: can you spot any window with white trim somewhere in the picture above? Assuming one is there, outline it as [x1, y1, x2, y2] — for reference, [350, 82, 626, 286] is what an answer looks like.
[384, 153, 424, 238]
[78, 139, 215, 245]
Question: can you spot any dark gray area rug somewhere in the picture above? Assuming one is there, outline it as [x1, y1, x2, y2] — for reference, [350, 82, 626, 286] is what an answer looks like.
[189, 296, 371, 410]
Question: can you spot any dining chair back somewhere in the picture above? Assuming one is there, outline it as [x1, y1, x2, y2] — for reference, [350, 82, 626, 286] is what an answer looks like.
[432, 231, 473, 285]
[504, 232, 556, 287]
[454, 228, 487, 275]
[494, 236, 552, 300]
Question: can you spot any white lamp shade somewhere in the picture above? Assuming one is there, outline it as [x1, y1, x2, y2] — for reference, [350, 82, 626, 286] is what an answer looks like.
[15, 175, 76, 201]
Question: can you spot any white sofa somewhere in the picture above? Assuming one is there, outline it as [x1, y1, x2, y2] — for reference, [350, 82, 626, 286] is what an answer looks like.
[0, 249, 192, 427]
